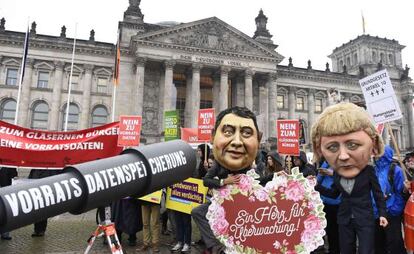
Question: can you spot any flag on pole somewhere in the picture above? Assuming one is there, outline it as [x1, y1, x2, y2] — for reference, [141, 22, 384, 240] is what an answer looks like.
[113, 32, 121, 86]
[21, 26, 30, 82]
[361, 11, 366, 34]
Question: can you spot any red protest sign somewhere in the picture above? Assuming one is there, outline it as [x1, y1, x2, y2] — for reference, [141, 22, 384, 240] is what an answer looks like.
[277, 119, 300, 156]
[0, 120, 122, 168]
[207, 168, 326, 253]
[198, 108, 215, 141]
[376, 123, 385, 136]
[181, 128, 199, 143]
[118, 115, 142, 147]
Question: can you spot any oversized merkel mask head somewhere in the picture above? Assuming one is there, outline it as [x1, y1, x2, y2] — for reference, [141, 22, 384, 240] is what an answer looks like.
[311, 102, 384, 178]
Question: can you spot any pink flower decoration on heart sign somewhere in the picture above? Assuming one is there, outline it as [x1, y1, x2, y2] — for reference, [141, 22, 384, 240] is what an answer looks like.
[285, 180, 305, 202]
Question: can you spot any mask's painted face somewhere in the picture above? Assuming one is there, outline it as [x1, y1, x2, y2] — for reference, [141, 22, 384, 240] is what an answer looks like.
[319, 130, 375, 178]
[212, 114, 259, 171]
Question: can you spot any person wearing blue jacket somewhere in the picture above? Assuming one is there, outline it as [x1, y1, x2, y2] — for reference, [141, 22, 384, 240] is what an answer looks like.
[317, 161, 341, 254]
[373, 145, 407, 254]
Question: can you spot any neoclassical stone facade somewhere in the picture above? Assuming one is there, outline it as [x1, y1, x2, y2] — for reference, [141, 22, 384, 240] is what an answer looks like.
[0, 1, 413, 151]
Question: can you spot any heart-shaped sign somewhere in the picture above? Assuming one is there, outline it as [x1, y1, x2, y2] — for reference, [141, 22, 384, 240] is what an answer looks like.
[207, 168, 326, 254]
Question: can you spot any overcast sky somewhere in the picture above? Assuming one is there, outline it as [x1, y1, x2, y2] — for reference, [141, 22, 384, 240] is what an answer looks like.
[0, 0, 412, 72]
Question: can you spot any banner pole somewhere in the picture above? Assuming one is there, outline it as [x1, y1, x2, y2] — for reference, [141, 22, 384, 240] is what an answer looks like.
[204, 141, 207, 164]
[64, 23, 77, 132]
[386, 122, 408, 180]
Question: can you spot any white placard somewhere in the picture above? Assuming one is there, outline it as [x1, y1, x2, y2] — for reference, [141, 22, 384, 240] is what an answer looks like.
[359, 69, 402, 124]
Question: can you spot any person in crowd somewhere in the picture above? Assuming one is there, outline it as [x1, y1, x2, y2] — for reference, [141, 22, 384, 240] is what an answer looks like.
[136, 201, 161, 253]
[312, 102, 388, 254]
[191, 106, 262, 254]
[0, 167, 17, 240]
[258, 151, 285, 185]
[293, 150, 317, 177]
[403, 151, 414, 193]
[195, 144, 210, 179]
[373, 145, 407, 254]
[28, 168, 61, 237]
[170, 209, 192, 253]
[316, 160, 341, 254]
[111, 198, 142, 246]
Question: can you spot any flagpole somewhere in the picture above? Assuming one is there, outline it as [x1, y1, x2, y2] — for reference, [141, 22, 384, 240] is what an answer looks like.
[14, 21, 30, 125]
[64, 23, 77, 131]
[111, 30, 120, 122]
[361, 10, 366, 35]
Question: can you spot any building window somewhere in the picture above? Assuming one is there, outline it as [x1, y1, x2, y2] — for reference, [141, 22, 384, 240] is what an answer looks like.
[388, 54, 394, 65]
[97, 77, 108, 93]
[0, 99, 17, 123]
[37, 71, 49, 88]
[31, 101, 49, 130]
[70, 75, 79, 90]
[277, 95, 285, 109]
[296, 97, 304, 110]
[91, 106, 108, 127]
[315, 98, 323, 112]
[6, 68, 18, 86]
[61, 103, 79, 131]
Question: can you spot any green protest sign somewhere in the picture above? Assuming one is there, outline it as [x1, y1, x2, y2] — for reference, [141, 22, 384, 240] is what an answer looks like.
[164, 110, 180, 141]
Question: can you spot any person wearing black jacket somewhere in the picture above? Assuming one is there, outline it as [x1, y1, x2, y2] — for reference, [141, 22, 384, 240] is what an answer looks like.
[293, 151, 316, 177]
[311, 102, 388, 254]
[0, 167, 17, 240]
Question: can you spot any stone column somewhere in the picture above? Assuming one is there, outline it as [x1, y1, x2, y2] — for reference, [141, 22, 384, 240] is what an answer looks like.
[212, 72, 220, 116]
[308, 89, 315, 145]
[190, 64, 201, 128]
[134, 57, 146, 116]
[219, 67, 230, 111]
[184, 68, 193, 128]
[163, 60, 175, 111]
[17, 58, 35, 127]
[288, 86, 296, 119]
[50, 61, 65, 130]
[80, 64, 94, 129]
[267, 73, 278, 137]
[405, 94, 414, 147]
[258, 79, 269, 140]
[244, 69, 254, 110]
[235, 75, 245, 107]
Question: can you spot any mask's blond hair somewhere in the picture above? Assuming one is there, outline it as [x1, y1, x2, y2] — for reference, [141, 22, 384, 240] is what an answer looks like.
[311, 102, 384, 163]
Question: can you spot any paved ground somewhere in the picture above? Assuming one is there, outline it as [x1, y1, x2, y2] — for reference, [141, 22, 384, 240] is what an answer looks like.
[0, 209, 206, 254]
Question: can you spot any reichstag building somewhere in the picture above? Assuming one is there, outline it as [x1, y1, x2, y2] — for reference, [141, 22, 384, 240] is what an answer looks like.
[0, 0, 413, 151]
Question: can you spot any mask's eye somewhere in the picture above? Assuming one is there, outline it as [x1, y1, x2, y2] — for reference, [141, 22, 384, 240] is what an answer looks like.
[346, 142, 360, 150]
[241, 127, 253, 138]
[222, 125, 235, 137]
[326, 143, 339, 153]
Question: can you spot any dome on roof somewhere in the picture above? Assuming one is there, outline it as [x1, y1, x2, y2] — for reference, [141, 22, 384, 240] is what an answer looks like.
[156, 21, 181, 27]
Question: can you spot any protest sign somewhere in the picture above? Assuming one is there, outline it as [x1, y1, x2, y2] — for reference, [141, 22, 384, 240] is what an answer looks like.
[0, 121, 122, 168]
[180, 128, 198, 143]
[166, 177, 208, 214]
[138, 190, 163, 204]
[118, 115, 141, 147]
[359, 69, 402, 124]
[277, 119, 300, 156]
[376, 123, 385, 136]
[164, 110, 180, 141]
[207, 168, 326, 254]
[198, 108, 215, 141]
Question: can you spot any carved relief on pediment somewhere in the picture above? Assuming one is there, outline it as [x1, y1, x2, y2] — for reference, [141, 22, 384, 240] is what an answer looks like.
[154, 23, 258, 54]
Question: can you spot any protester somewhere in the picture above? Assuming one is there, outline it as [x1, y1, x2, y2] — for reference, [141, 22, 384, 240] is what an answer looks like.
[28, 168, 61, 237]
[170, 210, 192, 253]
[373, 145, 407, 254]
[111, 198, 142, 246]
[191, 106, 262, 254]
[293, 150, 317, 177]
[316, 160, 341, 254]
[195, 144, 210, 179]
[136, 201, 161, 252]
[258, 151, 284, 185]
[312, 102, 388, 254]
[0, 167, 17, 240]
[403, 151, 414, 193]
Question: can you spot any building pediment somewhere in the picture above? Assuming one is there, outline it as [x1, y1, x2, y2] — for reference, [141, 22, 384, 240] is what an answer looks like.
[133, 17, 283, 62]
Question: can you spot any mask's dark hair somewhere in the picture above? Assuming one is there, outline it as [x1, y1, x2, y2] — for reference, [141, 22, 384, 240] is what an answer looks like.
[213, 106, 259, 140]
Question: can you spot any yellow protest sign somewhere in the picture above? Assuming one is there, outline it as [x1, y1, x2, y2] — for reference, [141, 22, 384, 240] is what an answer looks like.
[138, 190, 163, 204]
[166, 177, 208, 214]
